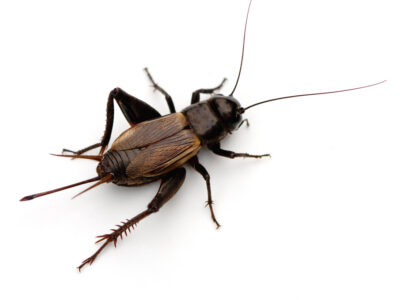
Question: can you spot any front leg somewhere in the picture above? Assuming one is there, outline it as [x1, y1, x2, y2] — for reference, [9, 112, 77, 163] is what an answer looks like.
[208, 142, 270, 159]
[238, 118, 249, 129]
[191, 78, 227, 104]
[77, 168, 186, 271]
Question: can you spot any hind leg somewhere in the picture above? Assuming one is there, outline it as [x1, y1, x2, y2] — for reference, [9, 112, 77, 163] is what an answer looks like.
[63, 88, 161, 155]
[77, 168, 186, 271]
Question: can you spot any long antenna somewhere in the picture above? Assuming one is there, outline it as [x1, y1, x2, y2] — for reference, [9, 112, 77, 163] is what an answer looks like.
[230, 0, 253, 96]
[242, 80, 386, 112]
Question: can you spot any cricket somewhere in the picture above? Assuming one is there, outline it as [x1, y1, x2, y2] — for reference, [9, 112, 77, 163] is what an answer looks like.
[20, 1, 385, 271]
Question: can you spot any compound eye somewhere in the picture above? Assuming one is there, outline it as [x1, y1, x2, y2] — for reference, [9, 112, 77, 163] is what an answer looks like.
[232, 110, 242, 129]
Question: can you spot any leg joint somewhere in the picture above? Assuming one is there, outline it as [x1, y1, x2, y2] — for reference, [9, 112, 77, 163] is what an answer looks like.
[110, 87, 122, 98]
[147, 203, 160, 213]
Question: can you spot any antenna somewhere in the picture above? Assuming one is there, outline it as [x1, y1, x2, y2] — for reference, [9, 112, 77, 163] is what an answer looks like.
[242, 81, 386, 112]
[230, 0, 253, 96]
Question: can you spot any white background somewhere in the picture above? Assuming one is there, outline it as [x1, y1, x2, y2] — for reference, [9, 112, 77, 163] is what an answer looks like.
[1, 0, 399, 299]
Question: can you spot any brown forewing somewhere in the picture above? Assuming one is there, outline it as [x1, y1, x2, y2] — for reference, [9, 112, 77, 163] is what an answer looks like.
[111, 113, 188, 151]
[126, 129, 201, 178]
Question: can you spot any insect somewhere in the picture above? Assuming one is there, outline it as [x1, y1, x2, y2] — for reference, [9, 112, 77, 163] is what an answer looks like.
[20, 1, 385, 271]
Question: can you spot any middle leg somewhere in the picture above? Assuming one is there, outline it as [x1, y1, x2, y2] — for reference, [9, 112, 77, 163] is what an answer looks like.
[188, 156, 220, 228]
[144, 67, 176, 113]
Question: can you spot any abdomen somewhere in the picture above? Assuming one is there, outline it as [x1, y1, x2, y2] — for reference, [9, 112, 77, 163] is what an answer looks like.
[97, 149, 160, 186]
